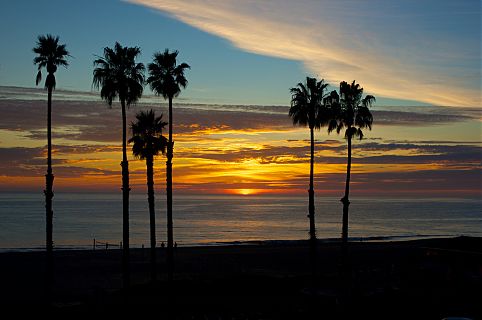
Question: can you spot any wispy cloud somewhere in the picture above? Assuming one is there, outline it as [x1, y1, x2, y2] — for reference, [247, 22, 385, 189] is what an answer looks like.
[129, 0, 481, 107]
[0, 91, 475, 145]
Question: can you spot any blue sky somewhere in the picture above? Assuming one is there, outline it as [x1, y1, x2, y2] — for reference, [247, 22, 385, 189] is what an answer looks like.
[0, 0, 480, 107]
[0, 0, 306, 105]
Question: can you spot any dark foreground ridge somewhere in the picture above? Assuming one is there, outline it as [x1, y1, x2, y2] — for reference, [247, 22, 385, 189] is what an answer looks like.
[0, 236, 480, 319]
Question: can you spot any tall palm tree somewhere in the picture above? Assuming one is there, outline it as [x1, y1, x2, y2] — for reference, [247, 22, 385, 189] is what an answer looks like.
[129, 109, 167, 281]
[289, 76, 329, 279]
[33, 34, 69, 291]
[147, 49, 190, 282]
[92, 42, 145, 288]
[329, 80, 375, 265]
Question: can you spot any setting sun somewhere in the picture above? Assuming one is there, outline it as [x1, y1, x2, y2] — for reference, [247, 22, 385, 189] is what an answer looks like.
[237, 189, 256, 196]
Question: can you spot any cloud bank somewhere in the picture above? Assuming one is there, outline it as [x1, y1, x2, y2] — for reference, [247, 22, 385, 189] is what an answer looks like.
[0, 93, 480, 195]
[0, 87, 476, 145]
[129, 0, 481, 107]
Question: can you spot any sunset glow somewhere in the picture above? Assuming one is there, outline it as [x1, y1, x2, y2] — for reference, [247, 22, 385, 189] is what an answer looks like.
[0, 88, 480, 197]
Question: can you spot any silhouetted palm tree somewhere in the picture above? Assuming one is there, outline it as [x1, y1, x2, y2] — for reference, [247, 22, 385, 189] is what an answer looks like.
[129, 109, 167, 281]
[329, 80, 375, 265]
[33, 34, 69, 291]
[147, 49, 190, 282]
[92, 42, 145, 288]
[289, 76, 330, 279]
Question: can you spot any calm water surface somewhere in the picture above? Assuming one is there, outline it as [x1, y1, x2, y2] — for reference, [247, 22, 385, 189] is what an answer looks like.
[0, 192, 480, 250]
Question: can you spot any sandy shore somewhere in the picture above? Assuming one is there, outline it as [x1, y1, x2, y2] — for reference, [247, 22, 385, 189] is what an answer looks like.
[0, 237, 480, 318]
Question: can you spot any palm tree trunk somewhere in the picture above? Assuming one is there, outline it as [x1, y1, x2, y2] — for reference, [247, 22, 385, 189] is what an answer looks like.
[308, 127, 317, 287]
[166, 96, 174, 282]
[308, 127, 316, 240]
[341, 134, 352, 268]
[45, 85, 54, 295]
[146, 155, 156, 281]
[121, 99, 130, 289]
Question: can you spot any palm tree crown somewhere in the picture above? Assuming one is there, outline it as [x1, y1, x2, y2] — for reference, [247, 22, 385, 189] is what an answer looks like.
[147, 49, 190, 99]
[33, 34, 69, 89]
[289, 77, 329, 129]
[330, 80, 375, 139]
[129, 110, 168, 159]
[92, 42, 145, 106]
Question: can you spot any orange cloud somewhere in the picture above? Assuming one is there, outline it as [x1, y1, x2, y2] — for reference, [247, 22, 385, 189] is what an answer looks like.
[1, 96, 480, 196]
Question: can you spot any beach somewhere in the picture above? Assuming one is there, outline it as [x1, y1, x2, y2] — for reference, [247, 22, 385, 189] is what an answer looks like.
[0, 236, 480, 318]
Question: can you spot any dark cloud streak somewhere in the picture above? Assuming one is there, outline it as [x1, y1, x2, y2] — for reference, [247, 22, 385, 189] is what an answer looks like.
[0, 96, 478, 144]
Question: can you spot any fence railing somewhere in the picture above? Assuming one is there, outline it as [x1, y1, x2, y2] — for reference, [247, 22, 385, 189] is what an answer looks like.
[92, 238, 171, 250]
[92, 238, 122, 250]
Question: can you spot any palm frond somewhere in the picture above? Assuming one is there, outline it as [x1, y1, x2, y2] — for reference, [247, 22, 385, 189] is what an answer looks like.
[345, 126, 358, 139]
[147, 49, 190, 100]
[335, 80, 375, 140]
[327, 119, 338, 134]
[289, 76, 331, 130]
[33, 34, 69, 89]
[362, 95, 376, 107]
[35, 71, 42, 86]
[129, 109, 168, 159]
[92, 42, 145, 106]
[355, 105, 373, 130]
[355, 128, 364, 140]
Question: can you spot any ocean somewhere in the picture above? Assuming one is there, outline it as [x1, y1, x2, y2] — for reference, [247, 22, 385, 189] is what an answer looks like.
[0, 192, 480, 251]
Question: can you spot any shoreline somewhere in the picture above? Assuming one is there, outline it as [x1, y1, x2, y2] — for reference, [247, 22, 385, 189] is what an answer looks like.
[0, 233, 465, 253]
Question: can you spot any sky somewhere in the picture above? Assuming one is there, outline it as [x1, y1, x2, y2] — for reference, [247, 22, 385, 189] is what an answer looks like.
[0, 0, 480, 197]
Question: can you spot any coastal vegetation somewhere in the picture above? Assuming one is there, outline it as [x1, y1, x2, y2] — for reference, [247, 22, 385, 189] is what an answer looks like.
[329, 81, 375, 268]
[92, 42, 146, 288]
[32, 34, 70, 293]
[288, 77, 330, 280]
[146, 49, 190, 282]
[129, 109, 168, 281]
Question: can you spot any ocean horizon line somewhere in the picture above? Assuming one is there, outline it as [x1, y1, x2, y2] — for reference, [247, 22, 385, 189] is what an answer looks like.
[0, 191, 480, 201]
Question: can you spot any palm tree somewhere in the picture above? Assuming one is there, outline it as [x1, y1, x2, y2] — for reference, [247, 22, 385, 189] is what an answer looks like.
[329, 80, 375, 265]
[147, 49, 190, 282]
[92, 42, 145, 288]
[289, 76, 330, 279]
[129, 110, 167, 281]
[33, 34, 69, 291]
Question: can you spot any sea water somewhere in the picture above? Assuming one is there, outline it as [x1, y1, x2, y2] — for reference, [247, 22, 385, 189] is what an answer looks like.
[0, 192, 480, 250]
